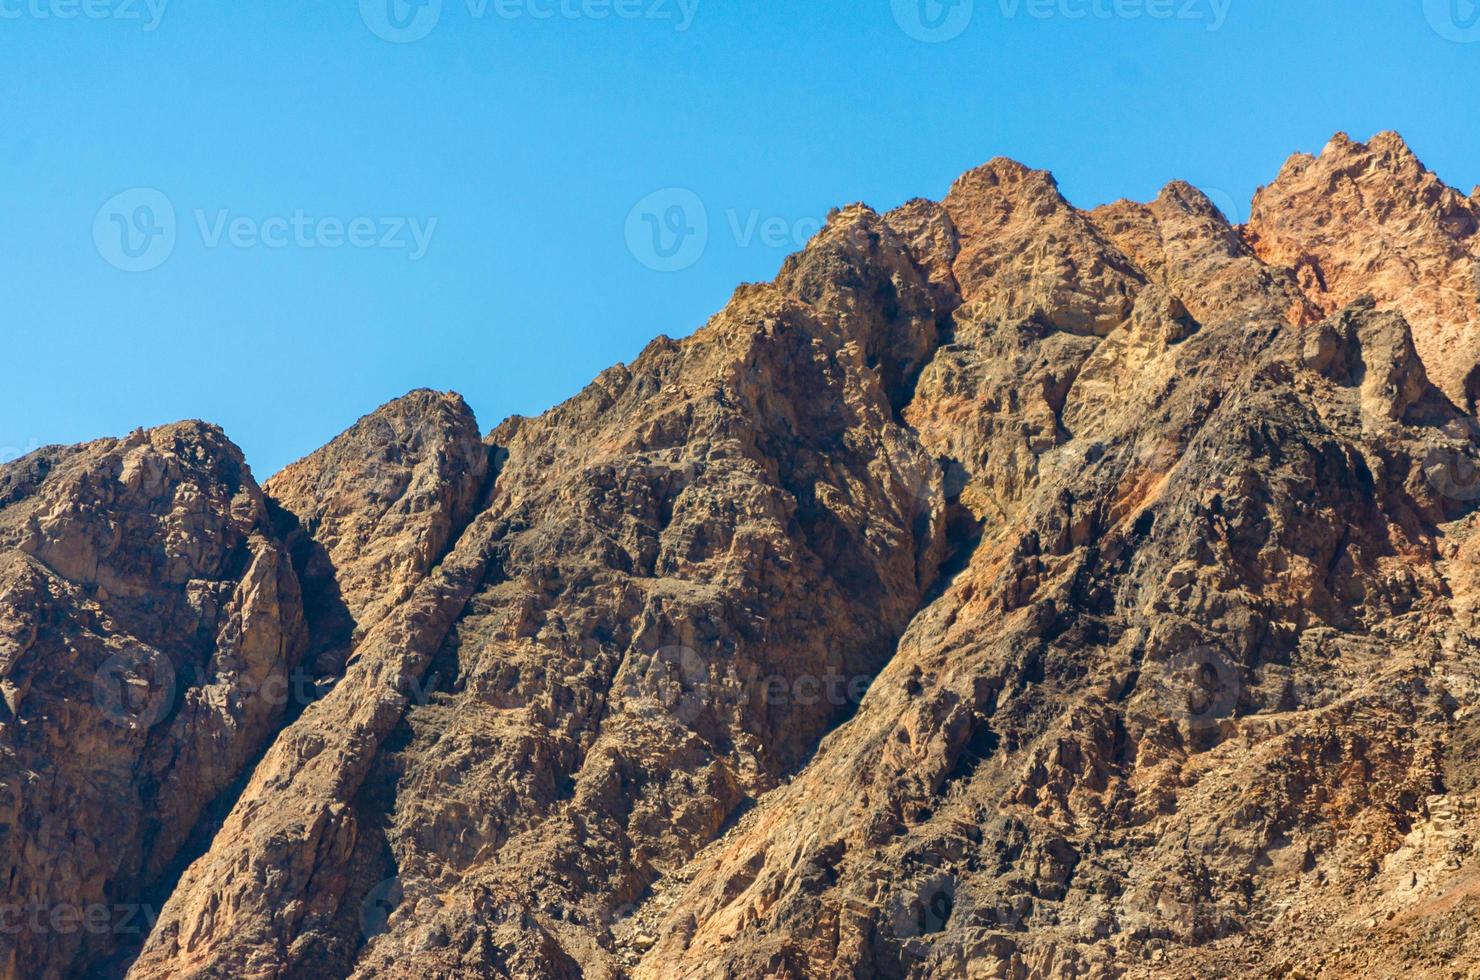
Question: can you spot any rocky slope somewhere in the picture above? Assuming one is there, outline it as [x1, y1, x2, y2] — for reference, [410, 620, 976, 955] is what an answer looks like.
[0, 425, 306, 979]
[4, 131, 1480, 979]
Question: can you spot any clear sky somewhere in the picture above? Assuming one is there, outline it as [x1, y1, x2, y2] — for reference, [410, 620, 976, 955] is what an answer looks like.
[3, 0, 1478, 476]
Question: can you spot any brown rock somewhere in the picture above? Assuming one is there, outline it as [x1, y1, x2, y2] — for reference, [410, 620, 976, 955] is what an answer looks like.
[264, 389, 490, 674]
[945, 158, 1144, 335]
[0, 424, 306, 979]
[127, 392, 493, 980]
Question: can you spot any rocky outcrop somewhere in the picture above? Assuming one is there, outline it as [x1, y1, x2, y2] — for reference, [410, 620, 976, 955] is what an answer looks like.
[263, 389, 491, 674]
[1246, 131, 1480, 408]
[126, 392, 493, 980]
[626, 136, 1480, 979]
[944, 159, 1143, 337]
[631, 291, 1471, 977]
[1089, 180, 1318, 328]
[129, 207, 953, 979]
[12, 131, 1480, 980]
[0, 425, 305, 980]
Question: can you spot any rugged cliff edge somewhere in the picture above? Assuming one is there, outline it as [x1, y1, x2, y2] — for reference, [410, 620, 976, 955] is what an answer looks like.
[4, 132, 1480, 979]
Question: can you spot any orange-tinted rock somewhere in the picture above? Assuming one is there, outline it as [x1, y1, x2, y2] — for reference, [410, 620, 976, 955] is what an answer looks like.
[264, 389, 490, 672]
[1247, 131, 1480, 406]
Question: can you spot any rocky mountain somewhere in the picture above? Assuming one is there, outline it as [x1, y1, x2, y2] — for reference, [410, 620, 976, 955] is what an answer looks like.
[3, 131, 1479, 979]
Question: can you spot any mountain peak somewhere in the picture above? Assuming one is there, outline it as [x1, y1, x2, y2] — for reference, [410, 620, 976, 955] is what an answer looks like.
[1247, 130, 1479, 403]
[1155, 178, 1221, 216]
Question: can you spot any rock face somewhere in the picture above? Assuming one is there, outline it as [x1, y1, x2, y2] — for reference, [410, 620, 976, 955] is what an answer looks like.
[1246, 131, 1480, 410]
[263, 389, 491, 673]
[0, 425, 305, 980]
[8, 131, 1480, 980]
[129, 390, 493, 980]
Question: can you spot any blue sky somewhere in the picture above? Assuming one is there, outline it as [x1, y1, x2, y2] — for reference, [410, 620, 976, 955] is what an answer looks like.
[3, 0, 1478, 475]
